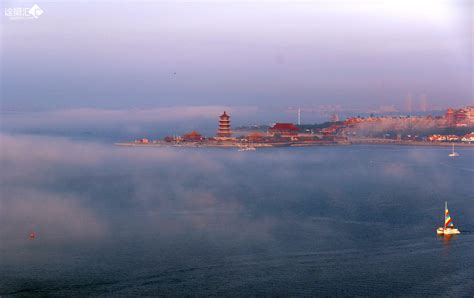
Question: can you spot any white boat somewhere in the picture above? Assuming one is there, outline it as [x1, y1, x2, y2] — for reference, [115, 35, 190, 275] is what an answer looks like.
[436, 202, 460, 235]
[448, 142, 459, 157]
[238, 145, 256, 152]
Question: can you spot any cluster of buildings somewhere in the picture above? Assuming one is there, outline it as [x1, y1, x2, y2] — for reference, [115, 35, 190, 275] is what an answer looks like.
[133, 111, 346, 147]
[130, 106, 474, 147]
[427, 133, 474, 143]
[343, 106, 474, 129]
[445, 107, 474, 127]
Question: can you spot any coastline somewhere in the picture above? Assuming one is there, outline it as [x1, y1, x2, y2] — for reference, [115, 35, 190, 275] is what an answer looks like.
[114, 141, 349, 148]
[115, 139, 474, 148]
[349, 138, 474, 147]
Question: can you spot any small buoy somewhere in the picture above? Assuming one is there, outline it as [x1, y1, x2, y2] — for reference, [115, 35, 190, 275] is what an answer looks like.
[29, 232, 36, 240]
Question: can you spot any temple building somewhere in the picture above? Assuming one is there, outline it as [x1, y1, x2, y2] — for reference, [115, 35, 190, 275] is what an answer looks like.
[182, 130, 203, 142]
[217, 111, 232, 138]
[268, 123, 299, 136]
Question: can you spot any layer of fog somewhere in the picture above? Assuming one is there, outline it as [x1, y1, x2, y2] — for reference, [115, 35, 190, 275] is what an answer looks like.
[2, 133, 471, 254]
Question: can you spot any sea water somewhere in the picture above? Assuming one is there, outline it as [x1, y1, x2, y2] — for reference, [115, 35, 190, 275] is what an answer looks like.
[1, 136, 473, 296]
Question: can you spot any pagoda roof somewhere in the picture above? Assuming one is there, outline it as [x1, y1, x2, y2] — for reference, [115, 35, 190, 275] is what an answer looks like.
[183, 130, 202, 137]
[220, 111, 230, 118]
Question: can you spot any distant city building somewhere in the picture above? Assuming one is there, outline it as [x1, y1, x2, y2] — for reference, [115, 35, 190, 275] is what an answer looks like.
[469, 106, 474, 119]
[405, 93, 413, 113]
[330, 113, 339, 122]
[445, 108, 455, 126]
[217, 111, 232, 138]
[419, 94, 428, 112]
[454, 109, 467, 126]
[445, 106, 474, 127]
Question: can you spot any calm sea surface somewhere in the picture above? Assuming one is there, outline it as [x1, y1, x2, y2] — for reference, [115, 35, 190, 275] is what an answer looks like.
[1, 139, 473, 296]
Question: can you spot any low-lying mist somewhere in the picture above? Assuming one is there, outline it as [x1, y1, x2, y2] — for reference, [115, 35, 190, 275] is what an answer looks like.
[2, 132, 472, 250]
[1, 132, 473, 295]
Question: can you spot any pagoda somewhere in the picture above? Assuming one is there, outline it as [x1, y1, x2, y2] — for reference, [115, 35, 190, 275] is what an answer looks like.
[217, 111, 232, 138]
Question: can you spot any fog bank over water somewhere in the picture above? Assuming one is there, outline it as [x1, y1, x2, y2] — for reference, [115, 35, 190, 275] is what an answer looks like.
[1, 106, 352, 142]
[1, 133, 473, 295]
[0, 106, 258, 139]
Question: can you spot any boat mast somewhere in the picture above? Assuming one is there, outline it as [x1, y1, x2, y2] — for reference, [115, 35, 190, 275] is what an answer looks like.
[444, 201, 447, 229]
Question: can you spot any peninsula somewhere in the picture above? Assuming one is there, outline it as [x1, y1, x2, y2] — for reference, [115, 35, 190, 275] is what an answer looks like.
[116, 107, 474, 148]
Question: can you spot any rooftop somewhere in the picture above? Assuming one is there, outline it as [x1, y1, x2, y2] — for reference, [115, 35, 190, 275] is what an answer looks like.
[269, 123, 299, 131]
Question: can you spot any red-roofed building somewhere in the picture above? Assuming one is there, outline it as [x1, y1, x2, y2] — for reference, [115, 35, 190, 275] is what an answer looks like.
[462, 132, 474, 143]
[268, 123, 299, 136]
[182, 130, 203, 142]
